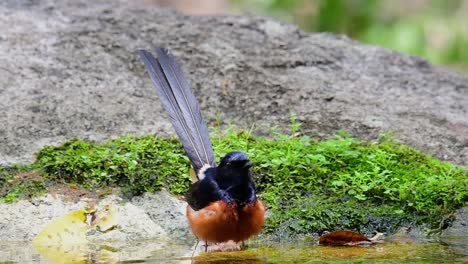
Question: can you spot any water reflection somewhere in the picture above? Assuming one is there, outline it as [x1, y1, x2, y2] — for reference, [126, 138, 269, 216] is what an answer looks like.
[1, 235, 466, 263]
[192, 251, 264, 264]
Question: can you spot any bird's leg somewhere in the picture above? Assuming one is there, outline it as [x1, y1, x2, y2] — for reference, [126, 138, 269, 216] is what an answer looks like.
[191, 240, 200, 260]
[204, 240, 208, 252]
[241, 241, 245, 248]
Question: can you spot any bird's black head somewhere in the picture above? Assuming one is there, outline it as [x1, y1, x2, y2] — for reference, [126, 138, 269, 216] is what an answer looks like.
[216, 151, 256, 206]
[219, 151, 252, 170]
[216, 151, 252, 188]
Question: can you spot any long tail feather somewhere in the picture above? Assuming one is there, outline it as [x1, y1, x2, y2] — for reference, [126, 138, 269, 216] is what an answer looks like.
[138, 48, 215, 176]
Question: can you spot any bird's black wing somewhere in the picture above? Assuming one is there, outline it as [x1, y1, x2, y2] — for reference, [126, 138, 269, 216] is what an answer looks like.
[185, 172, 234, 210]
[138, 48, 216, 175]
[185, 181, 218, 210]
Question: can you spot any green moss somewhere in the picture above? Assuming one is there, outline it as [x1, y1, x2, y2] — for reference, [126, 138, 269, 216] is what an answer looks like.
[0, 165, 46, 203]
[35, 135, 192, 196]
[211, 128, 467, 235]
[1, 128, 466, 235]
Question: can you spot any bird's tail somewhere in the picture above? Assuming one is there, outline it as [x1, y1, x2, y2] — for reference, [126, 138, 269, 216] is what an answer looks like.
[138, 48, 215, 178]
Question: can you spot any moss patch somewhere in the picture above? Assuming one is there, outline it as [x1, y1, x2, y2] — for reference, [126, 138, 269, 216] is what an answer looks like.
[1, 127, 466, 236]
[34, 135, 191, 196]
[212, 128, 467, 236]
[0, 165, 45, 203]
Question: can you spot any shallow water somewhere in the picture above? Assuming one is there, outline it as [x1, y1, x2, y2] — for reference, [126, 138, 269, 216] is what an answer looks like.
[1, 235, 466, 263]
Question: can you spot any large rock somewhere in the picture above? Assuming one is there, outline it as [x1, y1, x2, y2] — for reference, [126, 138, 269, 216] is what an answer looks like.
[0, 191, 196, 261]
[0, 191, 189, 242]
[441, 207, 468, 261]
[0, 0, 467, 167]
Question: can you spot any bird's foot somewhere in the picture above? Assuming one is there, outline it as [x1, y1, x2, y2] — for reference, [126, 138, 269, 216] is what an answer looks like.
[206, 240, 242, 252]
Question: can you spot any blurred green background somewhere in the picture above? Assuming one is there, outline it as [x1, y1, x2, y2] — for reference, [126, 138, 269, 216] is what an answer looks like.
[230, 0, 468, 71]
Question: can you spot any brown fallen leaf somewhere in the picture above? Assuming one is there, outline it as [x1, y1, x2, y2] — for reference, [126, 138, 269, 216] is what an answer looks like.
[319, 230, 384, 246]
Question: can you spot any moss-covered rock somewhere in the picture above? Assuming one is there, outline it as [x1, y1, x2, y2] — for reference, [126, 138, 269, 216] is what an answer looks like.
[35, 135, 191, 196]
[1, 129, 466, 237]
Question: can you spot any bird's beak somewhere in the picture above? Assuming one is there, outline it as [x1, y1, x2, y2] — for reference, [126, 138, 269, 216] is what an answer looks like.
[243, 161, 253, 169]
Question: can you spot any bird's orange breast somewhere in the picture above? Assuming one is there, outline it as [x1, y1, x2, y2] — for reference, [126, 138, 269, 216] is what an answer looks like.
[186, 199, 265, 242]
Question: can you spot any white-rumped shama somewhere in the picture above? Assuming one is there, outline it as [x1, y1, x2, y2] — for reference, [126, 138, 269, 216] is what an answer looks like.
[138, 48, 265, 250]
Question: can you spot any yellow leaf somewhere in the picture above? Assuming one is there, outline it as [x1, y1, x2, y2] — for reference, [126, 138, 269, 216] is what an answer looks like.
[33, 209, 89, 246]
[32, 209, 90, 263]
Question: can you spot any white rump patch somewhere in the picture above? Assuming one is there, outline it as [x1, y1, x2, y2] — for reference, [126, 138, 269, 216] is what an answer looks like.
[197, 164, 212, 180]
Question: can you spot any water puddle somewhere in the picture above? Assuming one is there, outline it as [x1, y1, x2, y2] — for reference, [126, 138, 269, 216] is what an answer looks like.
[1, 235, 466, 263]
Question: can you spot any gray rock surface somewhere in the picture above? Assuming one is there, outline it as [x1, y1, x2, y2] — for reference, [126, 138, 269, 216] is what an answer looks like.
[0, 0, 467, 166]
[132, 191, 193, 243]
[441, 207, 468, 262]
[0, 190, 189, 242]
[0, 190, 198, 262]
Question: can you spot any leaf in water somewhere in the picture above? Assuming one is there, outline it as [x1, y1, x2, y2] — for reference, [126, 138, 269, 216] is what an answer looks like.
[32, 209, 90, 264]
[319, 230, 373, 246]
[32, 209, 89, 246]
[31, 205, 119, 264]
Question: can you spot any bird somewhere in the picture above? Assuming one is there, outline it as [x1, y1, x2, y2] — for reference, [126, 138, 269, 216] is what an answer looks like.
[138, 48, 265, 251]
